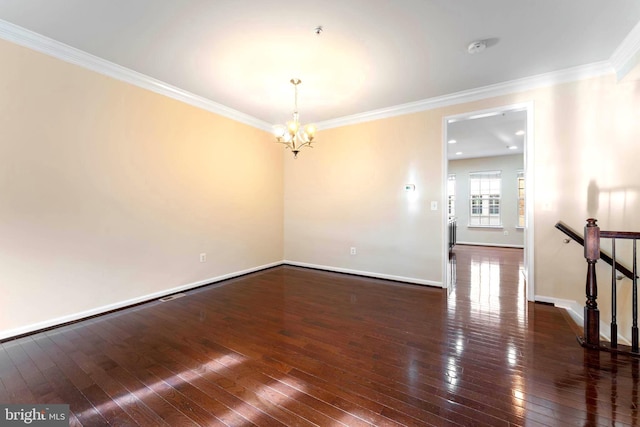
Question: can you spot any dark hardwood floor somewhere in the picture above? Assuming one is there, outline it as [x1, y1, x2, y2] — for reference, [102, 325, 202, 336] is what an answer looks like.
[1, 245, 639, 426]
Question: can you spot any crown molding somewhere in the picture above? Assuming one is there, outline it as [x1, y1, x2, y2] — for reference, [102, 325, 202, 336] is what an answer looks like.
[610, 20, 640, 81]
[0, 19, 273, 132]
[317, 61, 613, 130]
[0, 18, 621, 133]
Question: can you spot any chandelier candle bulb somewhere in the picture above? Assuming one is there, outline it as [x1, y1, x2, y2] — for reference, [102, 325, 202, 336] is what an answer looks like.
[305, 124, 316, 140]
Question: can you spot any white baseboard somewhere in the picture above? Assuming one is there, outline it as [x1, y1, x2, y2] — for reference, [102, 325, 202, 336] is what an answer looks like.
[456, 241, 524, 249]
[0, 261, 282, 341]
[283, 260, 442, 287]
[535, 295, 631, 346]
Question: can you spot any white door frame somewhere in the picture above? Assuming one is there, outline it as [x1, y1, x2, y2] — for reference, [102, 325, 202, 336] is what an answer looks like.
[442, 101, 535, 301]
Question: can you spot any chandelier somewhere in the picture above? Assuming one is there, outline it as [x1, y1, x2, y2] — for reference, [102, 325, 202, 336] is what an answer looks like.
[273, 78, 316, 159]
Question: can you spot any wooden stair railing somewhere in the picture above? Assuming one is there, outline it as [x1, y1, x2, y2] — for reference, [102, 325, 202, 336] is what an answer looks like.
[582, 218, 640, 356]
[555, 221, 636, 280]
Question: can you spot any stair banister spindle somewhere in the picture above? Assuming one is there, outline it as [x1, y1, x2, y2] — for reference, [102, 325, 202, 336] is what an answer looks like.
[584, 218, 600, 347]
[633, 239, 638, 352]
[611, 238, 617, 348]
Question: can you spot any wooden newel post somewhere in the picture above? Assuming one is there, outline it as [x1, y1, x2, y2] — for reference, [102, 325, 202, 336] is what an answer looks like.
[584, 218, 600, 347]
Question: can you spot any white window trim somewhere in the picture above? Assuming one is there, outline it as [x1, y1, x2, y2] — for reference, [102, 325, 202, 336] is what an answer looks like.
[517, 170, 525, 229]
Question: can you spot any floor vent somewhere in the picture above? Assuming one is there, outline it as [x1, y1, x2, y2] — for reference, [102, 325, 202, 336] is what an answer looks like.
[159, 293, 186, 302]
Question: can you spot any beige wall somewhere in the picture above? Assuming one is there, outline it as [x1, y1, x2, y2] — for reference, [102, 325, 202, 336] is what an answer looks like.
[284, 72, 640, 342]
[284, 113, 444, 284]
[0, 39, 284, 337]
[449, 154, 524, 247]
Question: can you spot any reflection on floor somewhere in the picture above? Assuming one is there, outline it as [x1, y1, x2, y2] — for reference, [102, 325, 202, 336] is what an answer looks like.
[449, 244, 526, 325]
[449, 244, 639, 426]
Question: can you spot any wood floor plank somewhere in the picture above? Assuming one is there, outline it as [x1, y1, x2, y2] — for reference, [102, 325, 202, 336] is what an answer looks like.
[0, 343, 37, 404]
[202, 320, 500, 425]
[130, 364, 227, 426]
[95, 328, 304, 425]
[80, 382, 140, 426]
[105, 366, 199, 427]
[33, 336, 111, 426]
[141, 338, 329, 426]
[56, 332, 170, 427]
[1, 245, 638, 425]
[3, 340, 50, 396]
[0, 377, 10, 404]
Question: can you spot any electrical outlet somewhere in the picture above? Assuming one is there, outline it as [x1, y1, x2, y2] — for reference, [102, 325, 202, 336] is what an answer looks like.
[200, 253, 206, 262]
[350, 247, 357, 255]
[504, 230, 509, 236]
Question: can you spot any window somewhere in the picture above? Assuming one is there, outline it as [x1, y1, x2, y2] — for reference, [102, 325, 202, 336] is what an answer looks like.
[471, 195, 482, 215]
[447, 174, 456, 217]
[517, 171, 525, 227]
[468, 171, 501, 226]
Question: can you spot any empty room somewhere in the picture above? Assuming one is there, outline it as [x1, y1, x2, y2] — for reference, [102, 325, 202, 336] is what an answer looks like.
[1, 1, 640, 425]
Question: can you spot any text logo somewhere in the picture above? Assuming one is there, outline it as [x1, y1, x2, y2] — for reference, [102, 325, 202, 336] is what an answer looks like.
[1, 405, 69, 426]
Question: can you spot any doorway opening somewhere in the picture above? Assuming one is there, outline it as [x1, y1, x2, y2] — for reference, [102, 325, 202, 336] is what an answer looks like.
[442, 103, 534, 301]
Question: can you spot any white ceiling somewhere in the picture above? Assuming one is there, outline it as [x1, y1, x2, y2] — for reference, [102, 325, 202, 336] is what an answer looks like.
[0, 0, 638, 127]
[447, 109, 526, 160]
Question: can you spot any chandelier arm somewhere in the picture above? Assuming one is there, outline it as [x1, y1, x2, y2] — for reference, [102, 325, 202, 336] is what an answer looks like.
[296, 141, 313, 150]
